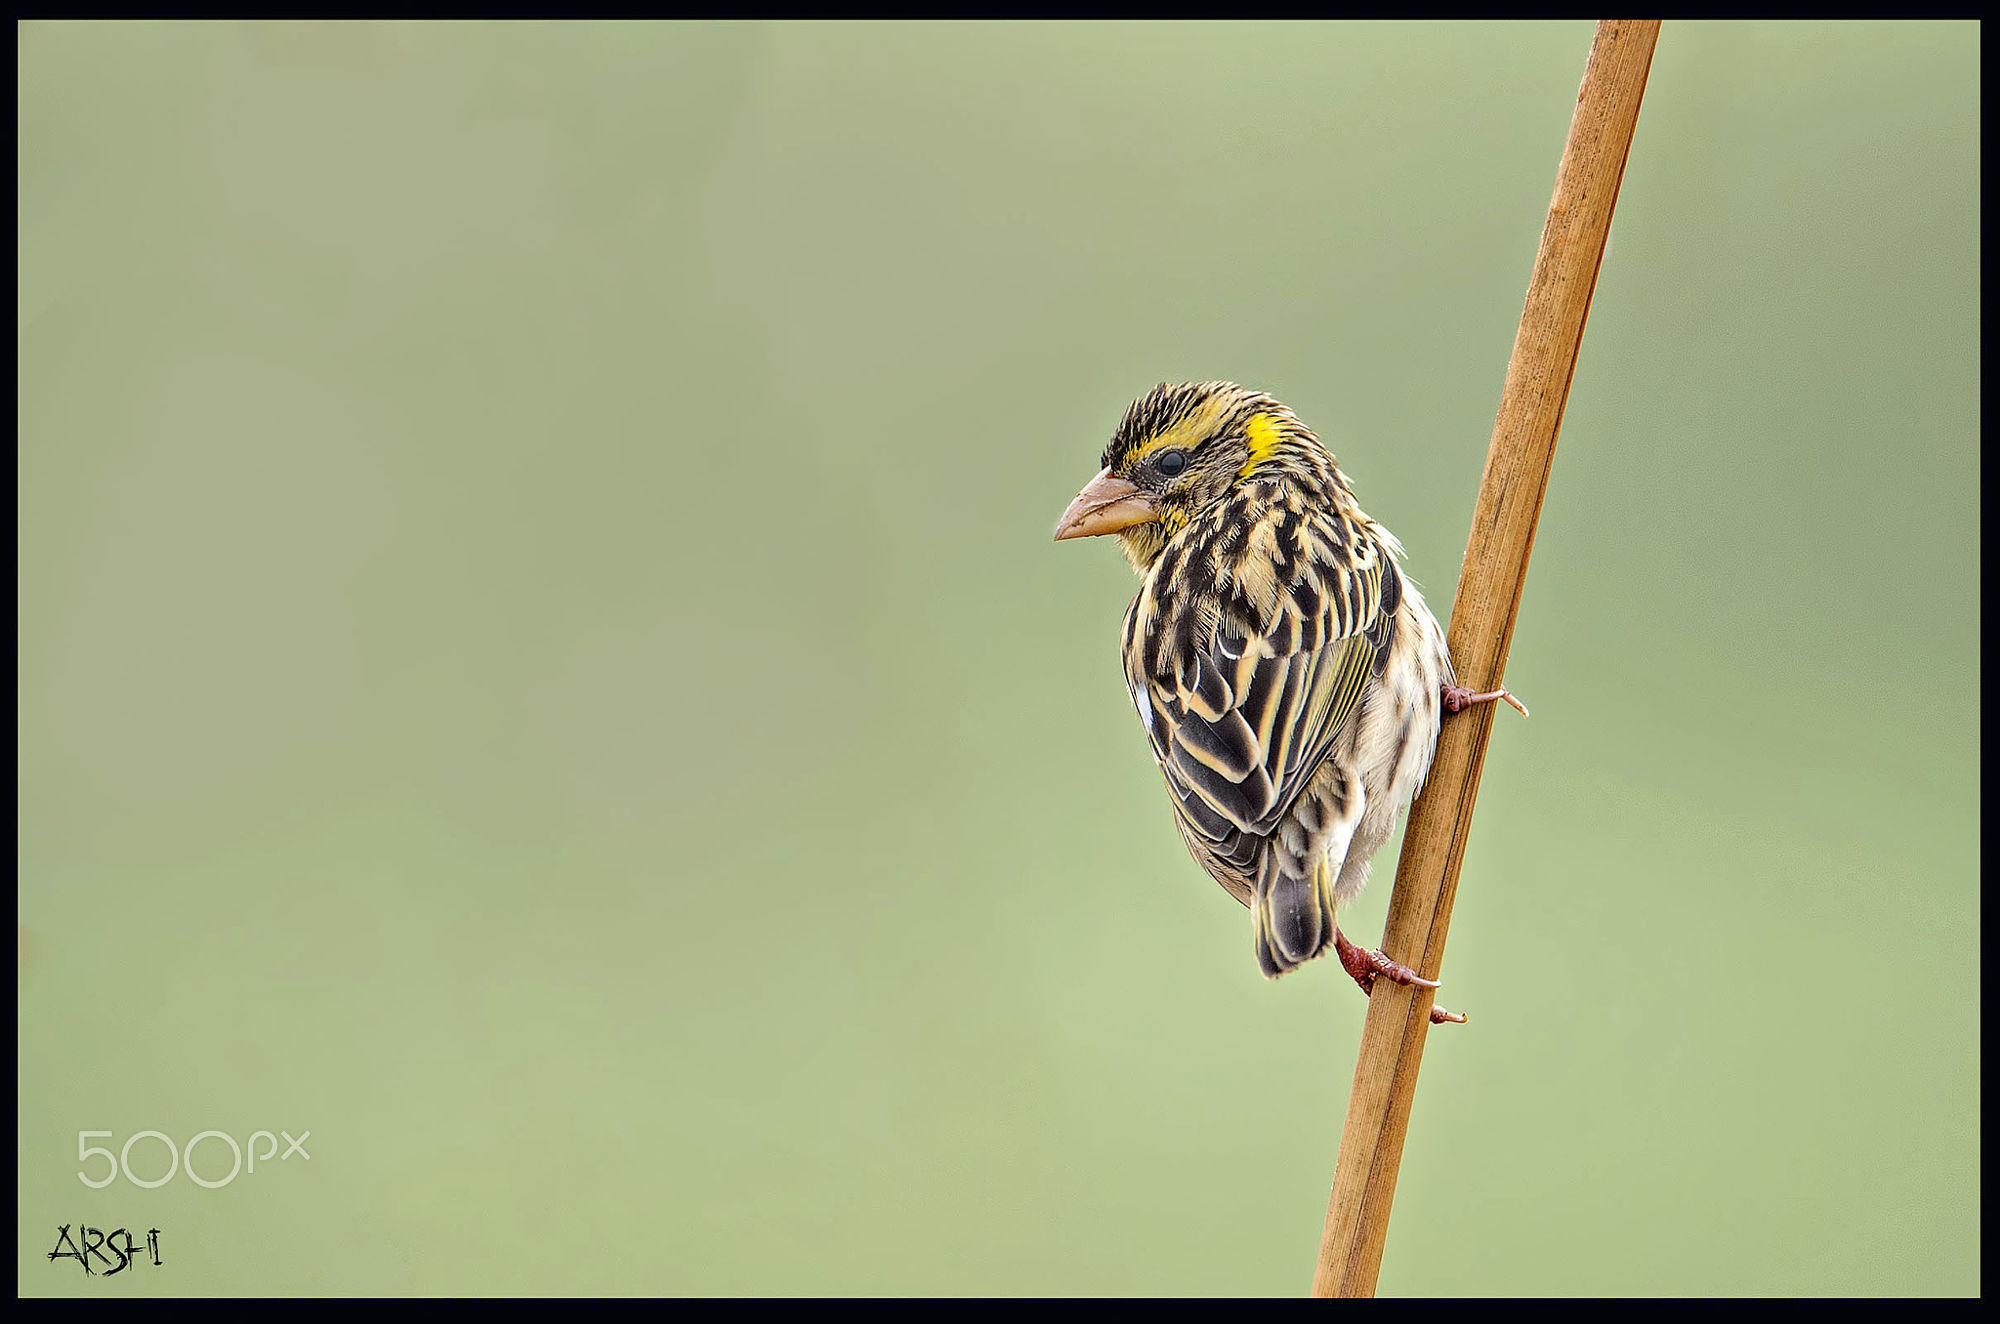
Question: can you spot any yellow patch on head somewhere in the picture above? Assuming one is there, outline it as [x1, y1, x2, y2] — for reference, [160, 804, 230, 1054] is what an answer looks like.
[1238, 412, 1283, 479]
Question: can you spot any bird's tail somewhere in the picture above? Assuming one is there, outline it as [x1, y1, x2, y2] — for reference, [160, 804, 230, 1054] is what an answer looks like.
[1253, 854, 1337, 979]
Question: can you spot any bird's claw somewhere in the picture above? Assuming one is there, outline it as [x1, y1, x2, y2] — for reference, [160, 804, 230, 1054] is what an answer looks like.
[1363, 947, 1439, 989]
[1442, 682, 1530, 719]
[1336, 930, 1437, 992]
[1335, 927, 1466, 1025]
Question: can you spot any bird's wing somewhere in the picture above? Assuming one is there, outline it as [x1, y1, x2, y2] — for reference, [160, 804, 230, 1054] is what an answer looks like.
[1126, 516, 1400, 876]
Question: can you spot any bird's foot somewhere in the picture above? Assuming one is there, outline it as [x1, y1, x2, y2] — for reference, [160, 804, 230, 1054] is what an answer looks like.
[1333, 927, 1465, 1025]
[1442, 682, 1529, 719]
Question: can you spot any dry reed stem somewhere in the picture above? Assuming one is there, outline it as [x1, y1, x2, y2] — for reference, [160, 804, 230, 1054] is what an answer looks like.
[1310, 18, 1662, 1299]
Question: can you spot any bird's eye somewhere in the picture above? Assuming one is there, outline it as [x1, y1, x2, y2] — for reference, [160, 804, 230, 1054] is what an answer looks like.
[1156, 450, 1188, 479]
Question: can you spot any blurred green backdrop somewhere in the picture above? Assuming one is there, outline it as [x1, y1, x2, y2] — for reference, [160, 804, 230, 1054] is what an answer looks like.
[18, 20, 1978, 1296]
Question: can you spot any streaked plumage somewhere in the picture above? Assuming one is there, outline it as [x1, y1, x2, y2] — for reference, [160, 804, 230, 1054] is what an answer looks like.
[1056, 382, 1476, 1004]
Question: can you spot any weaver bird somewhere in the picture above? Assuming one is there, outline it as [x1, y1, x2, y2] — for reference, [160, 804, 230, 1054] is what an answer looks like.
[1054, 383, 1525, 1024]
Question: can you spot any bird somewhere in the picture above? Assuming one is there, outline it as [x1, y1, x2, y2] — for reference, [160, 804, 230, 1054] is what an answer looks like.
[1053, 382, 1525, 1024]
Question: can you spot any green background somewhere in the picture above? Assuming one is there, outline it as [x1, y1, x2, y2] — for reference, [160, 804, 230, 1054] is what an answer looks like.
[18, 20, 1979, 1296]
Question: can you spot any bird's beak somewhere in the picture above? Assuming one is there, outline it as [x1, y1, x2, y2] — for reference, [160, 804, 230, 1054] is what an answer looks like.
[1053, 469, 1157, 541]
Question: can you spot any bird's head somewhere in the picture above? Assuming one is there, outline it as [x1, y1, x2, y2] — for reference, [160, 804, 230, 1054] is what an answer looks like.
[1054, 381, 1320, 571]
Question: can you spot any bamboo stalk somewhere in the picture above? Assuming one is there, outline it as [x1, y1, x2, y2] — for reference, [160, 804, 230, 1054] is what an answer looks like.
[1310, 19, 1661, 1299]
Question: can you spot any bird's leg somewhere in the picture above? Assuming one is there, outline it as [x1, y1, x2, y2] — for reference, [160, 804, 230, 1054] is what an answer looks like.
[1332, 927, 1437, 991]
[1333, 927, 1466, 1025]
[1442, 682, 1529, 719]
